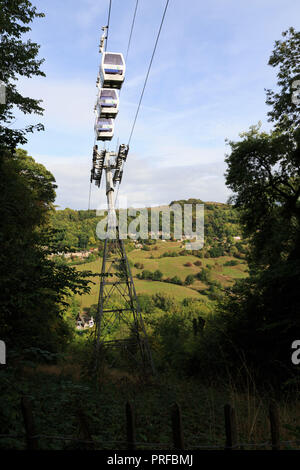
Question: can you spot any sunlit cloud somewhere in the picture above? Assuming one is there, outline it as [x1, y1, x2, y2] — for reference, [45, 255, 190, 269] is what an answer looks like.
[17, 0, 300, 209]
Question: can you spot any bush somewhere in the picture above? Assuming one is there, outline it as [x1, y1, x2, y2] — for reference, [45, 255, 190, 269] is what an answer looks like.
[196, 268, 210, 282]
[152, 293, 176, 311]
[170, 276, 183, 285]
[185, 274, 195, 285]
[160, 251, 180, 258]
[149, 312, 191, 372]
[137, 270, 153, 280]
[209, 245, 225, 257]
[153, 270, 163, 281]
[224, 260, 239, 266]
[134, 262, 144, 269]
[137, 269, 163, 281]
[137, 294, 155, 313]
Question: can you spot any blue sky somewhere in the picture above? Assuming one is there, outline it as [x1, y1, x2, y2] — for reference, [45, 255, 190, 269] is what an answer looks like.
[16, 0, 300, 209]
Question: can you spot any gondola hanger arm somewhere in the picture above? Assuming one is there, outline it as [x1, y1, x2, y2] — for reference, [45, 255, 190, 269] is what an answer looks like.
[99, 26, 108, 54]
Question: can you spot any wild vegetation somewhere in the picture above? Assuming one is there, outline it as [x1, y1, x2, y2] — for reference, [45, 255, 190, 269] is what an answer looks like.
[0, 1, 299, 450]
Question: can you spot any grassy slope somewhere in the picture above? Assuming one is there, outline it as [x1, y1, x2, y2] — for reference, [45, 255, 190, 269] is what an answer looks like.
[74, 240, 248, 309]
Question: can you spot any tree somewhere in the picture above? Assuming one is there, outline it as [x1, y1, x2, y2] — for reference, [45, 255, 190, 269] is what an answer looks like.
[196, 268, 210, 283]
[184, 274, 195, 286]
[226, 125, 300, 266]
[265, 27, 300, 133]
[0, 0, 45, 152]
[209, 245, 224, 258]
[153, 270, 163, 281]
[220, 28, 300, 383]
[0, 150, 93, 353]
[170, 276, 182, 285]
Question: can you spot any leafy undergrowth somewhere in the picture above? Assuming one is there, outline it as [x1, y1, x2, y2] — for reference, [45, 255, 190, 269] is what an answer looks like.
[1, 358, 300, 450]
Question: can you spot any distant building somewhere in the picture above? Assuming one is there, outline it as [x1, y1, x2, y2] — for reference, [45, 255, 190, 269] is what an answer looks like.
[76, 313, 94, 330]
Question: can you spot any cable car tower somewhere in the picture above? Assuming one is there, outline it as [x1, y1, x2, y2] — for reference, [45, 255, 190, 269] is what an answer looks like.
[90, 25, 155, 376]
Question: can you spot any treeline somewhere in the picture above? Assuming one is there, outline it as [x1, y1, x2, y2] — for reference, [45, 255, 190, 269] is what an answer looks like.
[50, 201, 244, 255]
[0, 1, 94, 355]
[136, 266, 224, 300]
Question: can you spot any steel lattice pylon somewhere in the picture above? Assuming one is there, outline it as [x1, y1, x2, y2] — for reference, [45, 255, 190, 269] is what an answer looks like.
[91, 24, 155, 375]
[94, 227, 155, 376]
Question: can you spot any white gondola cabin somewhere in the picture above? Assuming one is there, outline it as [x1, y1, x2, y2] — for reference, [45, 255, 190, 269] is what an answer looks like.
[99, 52, 125, 89]
[97, 88, 119, 118]
[95, 117, 114, 141]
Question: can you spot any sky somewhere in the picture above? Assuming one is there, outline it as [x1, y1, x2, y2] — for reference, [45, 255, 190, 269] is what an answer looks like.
[15, 0, 300, 210]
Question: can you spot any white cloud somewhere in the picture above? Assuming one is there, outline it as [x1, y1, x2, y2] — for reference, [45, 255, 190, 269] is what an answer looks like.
[75, 0, 107, 29]
[16, 0, 300, 209]
[18, 77, 95, 131]
[34, 150, 231, 210]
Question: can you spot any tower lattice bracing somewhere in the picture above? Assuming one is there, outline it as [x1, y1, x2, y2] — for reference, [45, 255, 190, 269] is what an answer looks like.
[94, 233, 155, 375]
[90, 135, 154, 376]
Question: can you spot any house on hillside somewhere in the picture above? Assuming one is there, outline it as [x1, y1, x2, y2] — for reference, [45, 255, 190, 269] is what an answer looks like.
[76, 313, 95, 330]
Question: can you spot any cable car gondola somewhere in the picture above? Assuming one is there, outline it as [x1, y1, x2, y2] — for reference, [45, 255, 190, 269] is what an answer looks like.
[99, 52, 125, 89]
[95, 117, 114, 141]
[97, 88, 119, 118]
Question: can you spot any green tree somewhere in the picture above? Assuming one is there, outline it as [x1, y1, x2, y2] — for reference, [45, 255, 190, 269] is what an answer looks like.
[184, 274, 195, 286]
[265, 27, 300, 133]
[153, 269, 163, 281]
[0, 150, 92, 353]
[226, 125, 300, 266]
[196, 268, 210, 283]
[219, 28, 300, 383]
[0, 0, 45, 151]
[170, 276, 182, 285]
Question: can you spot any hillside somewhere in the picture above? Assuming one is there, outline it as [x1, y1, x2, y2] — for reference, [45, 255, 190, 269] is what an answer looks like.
[51, 199, 244, 254]
[50, 199, 248, 311]
[73, 238, 248, 313]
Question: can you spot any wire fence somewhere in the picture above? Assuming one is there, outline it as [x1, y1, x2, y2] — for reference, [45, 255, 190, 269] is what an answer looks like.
[0, 396, 299, 450]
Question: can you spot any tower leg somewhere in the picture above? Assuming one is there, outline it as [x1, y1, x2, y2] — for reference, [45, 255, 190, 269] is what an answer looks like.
[94, 233, 155, 376]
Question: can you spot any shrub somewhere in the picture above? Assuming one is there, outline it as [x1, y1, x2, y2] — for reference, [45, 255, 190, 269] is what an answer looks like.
[137, 269, 153, 280]
[160, 251, 180, 258]
[152, 293, 175, 311]
[134, 262, 144, 269]
[185, 274, 195, 285]
[209, 245, 225, 257]
[196, 268, 210, 282]
[153, 270, 163, 281]
[170, 276, 183, 285]
[137, 294, 155, 313]
[224, 260, 239, 266]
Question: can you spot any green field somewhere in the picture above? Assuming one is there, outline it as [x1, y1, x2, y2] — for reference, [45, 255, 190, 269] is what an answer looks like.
[134, 279, 204, 299]
[74, 240, 248, 310]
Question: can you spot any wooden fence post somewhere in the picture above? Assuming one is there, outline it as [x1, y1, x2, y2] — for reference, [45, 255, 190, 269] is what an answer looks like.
[269, 401, 280, 450]
[171, 402, 184, 450]
[21, 396, 39, 450]
[76, 407, 95, 450]
[126, 401, 136, 450]
[224, 404, 237, 450]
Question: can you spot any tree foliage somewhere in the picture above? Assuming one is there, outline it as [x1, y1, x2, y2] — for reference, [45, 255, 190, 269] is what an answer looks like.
[0, 150, 93, 352]
[219, 28, 300, 384]
[266, 27, 300, 133]
[225, 125, 300, 266]
[0, 0, 45, 151]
